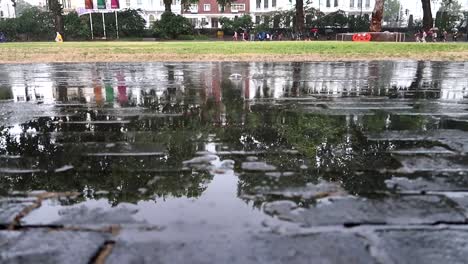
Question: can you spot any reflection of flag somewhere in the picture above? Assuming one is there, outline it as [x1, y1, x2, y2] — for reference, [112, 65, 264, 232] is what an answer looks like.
[85, 0, 93, 9]
[117, 72, 127, 105]
[94, 84, 103, 106]
[97, 0, 106, 9]
[111, 0, 119, 9]
[105, 84, 114, 103]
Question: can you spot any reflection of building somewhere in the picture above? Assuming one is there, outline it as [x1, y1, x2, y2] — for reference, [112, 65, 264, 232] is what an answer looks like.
[9, 68, 55, 103]
[3, 61, 468, 107]
[235, 61, 468, 101]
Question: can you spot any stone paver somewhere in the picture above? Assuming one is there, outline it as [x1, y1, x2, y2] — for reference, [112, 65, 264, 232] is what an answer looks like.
[0, 197, 36, 225]
[264, 195, 466, 226]
[0, 229, 110, 264]
[106, 229, 377, 264]
[374, 229, 468, 264]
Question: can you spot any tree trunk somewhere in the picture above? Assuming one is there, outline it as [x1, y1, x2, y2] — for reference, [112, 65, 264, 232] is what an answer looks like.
[295, 0, 304, 35]
[369, 0, 385, 32]
[421, 0, 433, 31]
[48, 0, 64, 34]
[164, 0, 172, 12]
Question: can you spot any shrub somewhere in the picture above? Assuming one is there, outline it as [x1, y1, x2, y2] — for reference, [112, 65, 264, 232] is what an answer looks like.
[118, 9, 146, 37]
[220, 15, 253, 35]
[64, 12, 90, 40]
[152, 12, 193, 39]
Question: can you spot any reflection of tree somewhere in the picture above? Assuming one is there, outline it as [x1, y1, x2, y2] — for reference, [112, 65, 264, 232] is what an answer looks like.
[234, 109, 405, 199]
[0, 111, 213, 204]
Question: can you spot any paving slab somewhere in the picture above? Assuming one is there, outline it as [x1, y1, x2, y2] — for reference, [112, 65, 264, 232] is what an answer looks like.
[385, 175, 468, 192]
[375, 229, 468, 264]
[0, 229, 110, 264]
[106, 229, 377, 264]
[264, 195, 466, 226]
[24, 201, 144, 228]
[0, 197, 37, 225]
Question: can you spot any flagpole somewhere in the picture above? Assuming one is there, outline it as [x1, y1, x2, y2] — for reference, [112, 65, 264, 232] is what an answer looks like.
[115, 11, 119, 39]
[89, 13, 94, 40]
[102, 12, 107, 39]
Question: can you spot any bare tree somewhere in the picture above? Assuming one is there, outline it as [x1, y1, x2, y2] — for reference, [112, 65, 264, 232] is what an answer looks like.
[370, 0, 385, 32]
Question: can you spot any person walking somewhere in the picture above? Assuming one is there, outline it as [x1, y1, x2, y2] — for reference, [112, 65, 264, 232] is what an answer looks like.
[233, 31, 238, 41]
[415, 31, 421, 42]
[55, 32, 63, 43]
[422, 30, 427, 43]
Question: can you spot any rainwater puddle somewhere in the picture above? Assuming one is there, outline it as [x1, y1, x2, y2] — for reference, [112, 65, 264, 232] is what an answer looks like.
[1, 61, 468, 230]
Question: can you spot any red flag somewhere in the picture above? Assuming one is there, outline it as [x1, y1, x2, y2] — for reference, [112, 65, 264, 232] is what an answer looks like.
[85, 0, 93, 9]
[111, 0, 120, 9]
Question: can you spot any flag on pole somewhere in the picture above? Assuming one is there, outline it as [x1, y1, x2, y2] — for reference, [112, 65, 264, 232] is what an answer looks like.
[111, 0, 120, 9]
[97, 0, 106, 9]
[84, 0, 93, 9]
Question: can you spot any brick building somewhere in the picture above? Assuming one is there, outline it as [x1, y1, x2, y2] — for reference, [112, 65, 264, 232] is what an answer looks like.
[182, 0, 250, 28]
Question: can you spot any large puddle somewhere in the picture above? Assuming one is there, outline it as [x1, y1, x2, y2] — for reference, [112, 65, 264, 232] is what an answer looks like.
[1, 61, 468, 231]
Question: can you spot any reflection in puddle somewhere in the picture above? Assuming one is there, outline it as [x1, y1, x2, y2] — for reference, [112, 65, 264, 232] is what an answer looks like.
[1, 61, 468, 228]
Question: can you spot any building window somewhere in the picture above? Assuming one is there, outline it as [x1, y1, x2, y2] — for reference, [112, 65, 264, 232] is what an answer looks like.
[137, 0, 142, 5]
[365, 0, 370, 8]
[285, 16, 290, 27]
[211, 18, 218, 28]
[272, 0, 276, 7]
[255, 15, 261, 24]
[201, 18, 207, 26]
[189, 4, 198, 12]
[273, 15, 280, 27]
[256, 0, 261, 8]
[357, 0, 362, 8]
[264, 0, 268, 8]
[204, 4, 211, 11]
[334, 0, 338, 7]
[326, 0, 330, 7]
[0, 11, 3, 18]
[149, 15, 156, 24]
[350, 0, 354, 7]
[127, 0, 131, 7]
[231, 4, 245, 11]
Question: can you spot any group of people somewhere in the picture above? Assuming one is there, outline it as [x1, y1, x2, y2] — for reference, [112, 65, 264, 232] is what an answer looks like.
[232, 31, 250, 41]
[232, 30, 281, 41]
[232, 28, 320, 41]
[415, 28, 458, 43]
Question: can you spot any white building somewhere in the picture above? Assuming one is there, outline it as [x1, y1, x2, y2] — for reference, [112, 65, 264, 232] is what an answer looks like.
[23, 0, 47, 8]
[68, 0, 182, 27]
[251, 0, 375, 26]
[314, 0, 374, 15]
[0, 0, 16, 19]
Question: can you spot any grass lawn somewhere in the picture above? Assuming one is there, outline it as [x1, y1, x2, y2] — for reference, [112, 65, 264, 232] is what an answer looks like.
[0, 41, 467, 63]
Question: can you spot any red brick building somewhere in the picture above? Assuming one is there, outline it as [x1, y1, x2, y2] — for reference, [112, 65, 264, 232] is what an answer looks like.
[182, 0, 250, 28]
